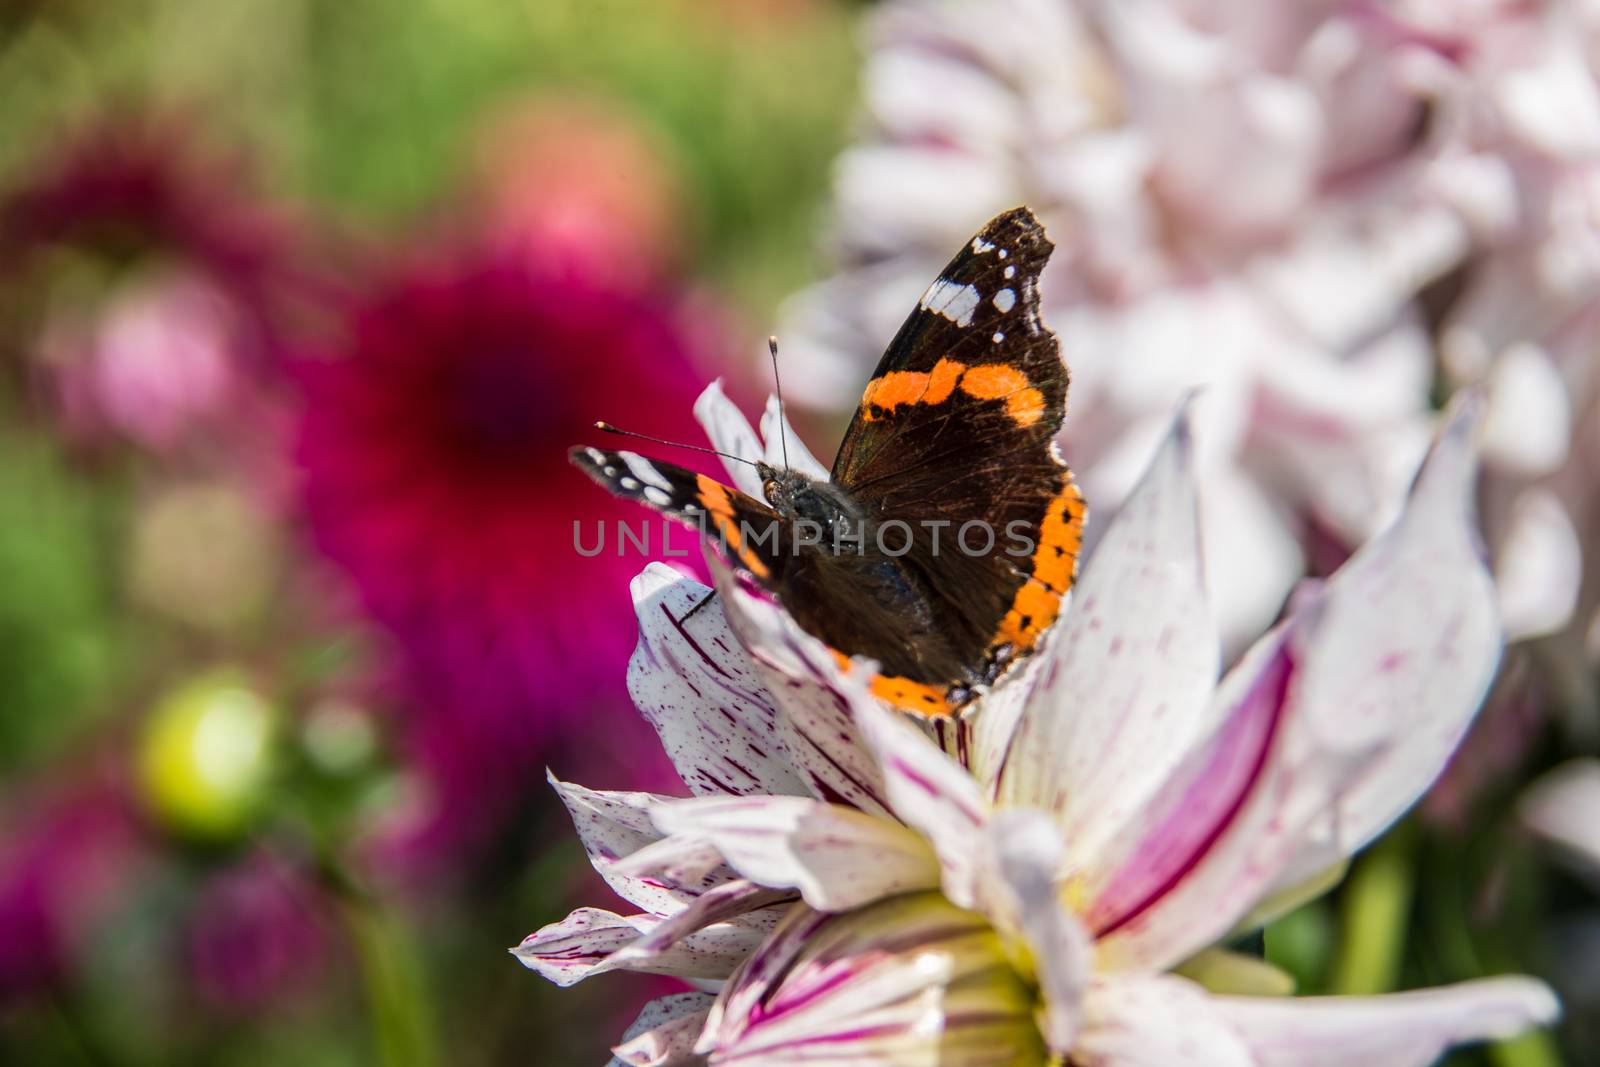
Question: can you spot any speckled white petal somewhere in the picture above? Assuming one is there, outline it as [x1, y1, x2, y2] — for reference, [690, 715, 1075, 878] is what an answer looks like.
[608, 992, 715, 1067]
[1521, 759, 1600, 885]
[1267, 397, 1501, 892]
[651, 795, 939, 910]
[996, 407, 1218, 862]
[628, 564, 811, 799]
[549, 774, 730, 915]
[853, 688, 991, 909]
[692, 380, 766, 498]
[758, 395, 830, 481]
[1074, 974, 1254, 1067]
[606, 880, 791, 973]
[1211, 977, 1559, 1067]
[710, 556, 892, 816]
[513, 906, 765, 987]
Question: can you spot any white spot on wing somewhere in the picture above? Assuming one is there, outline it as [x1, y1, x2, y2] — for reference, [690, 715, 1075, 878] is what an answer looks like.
[620, 477, 640, 491]
[619, 451, 673, 491]
[643, 486, 673, 507]
[584, 447, 606, 464]
[998, 248, 1009, 259]
[993, 288, 1017, 313]
[993, 331, 1005, 343]
[603, 466, 617, 477]
[1004, 265, 1016, 279]
[972, 236, 995, 254]
[919, 278, 982, 326]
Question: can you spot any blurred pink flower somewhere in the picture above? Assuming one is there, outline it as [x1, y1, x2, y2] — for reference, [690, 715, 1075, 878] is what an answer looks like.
[185, 850, 333, 1012]
[0, 773, 144, 1002]
[780, 0, 1600, 649]
[466, 94, 689, 288]
[0, 114, 320, 456]
[294, 247, 714, 869]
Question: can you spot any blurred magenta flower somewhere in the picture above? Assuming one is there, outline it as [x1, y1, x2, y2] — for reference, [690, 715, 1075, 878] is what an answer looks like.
[0, 114, 316, 455]
[516, 398, 1558, 1064]
[0, 772, 144, 1002]
[295, 246, 714, 868]
[185, 850, 333, 1013]
[780, 0, 1600, 651]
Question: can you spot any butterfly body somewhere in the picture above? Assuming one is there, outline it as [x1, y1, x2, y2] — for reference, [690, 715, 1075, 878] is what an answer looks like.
[573, 207, 1085, 716]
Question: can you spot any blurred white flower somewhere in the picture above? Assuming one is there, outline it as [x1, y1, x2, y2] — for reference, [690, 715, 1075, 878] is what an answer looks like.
[516, 397, 1558, 1066]
[1522, 759, 1600, 890]
[781, 0, 1600, 649]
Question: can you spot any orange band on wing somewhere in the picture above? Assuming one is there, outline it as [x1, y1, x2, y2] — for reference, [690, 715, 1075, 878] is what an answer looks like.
[994, 475, 1086, 651]
[860, 359, 1045, 426]
[696, 474, 770, 578]
[826, 648, 956, 718]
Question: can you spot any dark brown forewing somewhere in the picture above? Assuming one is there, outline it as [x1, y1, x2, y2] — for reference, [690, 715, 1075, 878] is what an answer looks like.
[828, 206, 1079, 678]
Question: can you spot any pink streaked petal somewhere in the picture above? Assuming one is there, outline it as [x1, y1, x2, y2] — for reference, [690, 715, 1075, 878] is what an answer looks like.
[549, 774, 731, 915]
[628, 564, 812, 799]
[997, 406, 1219, 861]
[512, 906, 765, 987]
[607, 880, 792, 973]
[1075, 974, 1254, 1067]
[609, 991, 714, 1067]
[607, 834, 742, 898]
[1083, 628, 1341, 971]
[699, 895, 1046, 1067]
[1267, 396, 1501, 892]
[852, 689, 991, 909]
[651, 795, 939, 910]
[711, 556, 892, 816]
[1211, 977, 1559, 1067]
[692, 380, 766, 498]
[988, 809, 1093, 1054]
[758, 395, 830, 482]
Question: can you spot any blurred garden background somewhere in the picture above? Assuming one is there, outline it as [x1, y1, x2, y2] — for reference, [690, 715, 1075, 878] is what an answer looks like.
[2, 0, 1599, 1065]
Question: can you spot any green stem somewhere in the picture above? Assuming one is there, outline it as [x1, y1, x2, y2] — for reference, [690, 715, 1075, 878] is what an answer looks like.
[340, 894, 438, 1067]
[1330, 822, 1416, 995]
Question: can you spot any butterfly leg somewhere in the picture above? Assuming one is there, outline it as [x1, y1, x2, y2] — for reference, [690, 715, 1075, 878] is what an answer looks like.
[677, 588, 719, 624]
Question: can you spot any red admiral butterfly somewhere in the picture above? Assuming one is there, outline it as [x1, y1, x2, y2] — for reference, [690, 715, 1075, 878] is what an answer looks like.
[572, 207, 1084, 717]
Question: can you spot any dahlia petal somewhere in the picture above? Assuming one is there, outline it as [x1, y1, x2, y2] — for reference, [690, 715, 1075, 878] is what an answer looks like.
[512, 906, 765, 987]
[853, 691, 990, 909]
[612, 1009, 714, 1067]
[628, 564, 811, 799]
[1211, 977, 1560, 1067]
[1085, 401, 1502, 970]
[549, 775, 728, 915]
[650, 795, 940, 910]
[1075, 974, 1254, 1067]
[693, 380, 767, 498]
[1082, 627, 1339, 972]
[1495, 486, 1581, 641]
[1266, 396, 1501, 891]
[988, 809, 1093, 1053]
[606, 880, 792, 973]
[607, 834, 742, 897]
[609, 992, 715, 1067]
[1521, 759, 1600, 883]
[997, 406, 1219, 862]
[699, 894, 1048, 1067]
[710, 557, 892, 816]
[758, 395, 830, 481]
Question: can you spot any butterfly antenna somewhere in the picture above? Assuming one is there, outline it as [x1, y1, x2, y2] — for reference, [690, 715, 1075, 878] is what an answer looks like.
[593, 422, 760, 468]
[769, 335, 790, 472]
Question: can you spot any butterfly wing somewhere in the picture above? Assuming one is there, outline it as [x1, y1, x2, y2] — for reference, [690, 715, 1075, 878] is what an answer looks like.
[830, 207, 1084, 673]
[570, 447, 786, 580]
